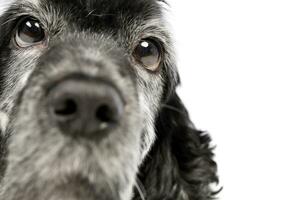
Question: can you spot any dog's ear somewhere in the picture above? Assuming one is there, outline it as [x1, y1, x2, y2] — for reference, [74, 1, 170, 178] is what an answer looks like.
[138, 92, 219, 200]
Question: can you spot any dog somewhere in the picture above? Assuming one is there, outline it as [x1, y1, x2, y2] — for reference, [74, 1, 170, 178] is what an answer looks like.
[0, 0, 219, 199]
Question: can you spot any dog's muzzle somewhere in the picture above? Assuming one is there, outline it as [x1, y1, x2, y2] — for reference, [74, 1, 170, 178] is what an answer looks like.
[0, 37, 142, 200]
[47, 76, 124, 139]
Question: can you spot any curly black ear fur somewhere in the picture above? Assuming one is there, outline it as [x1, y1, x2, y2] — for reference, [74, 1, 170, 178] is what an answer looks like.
[136, 93, 219, 200]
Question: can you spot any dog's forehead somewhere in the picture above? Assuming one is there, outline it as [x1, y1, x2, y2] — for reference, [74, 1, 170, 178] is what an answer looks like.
[24, 0, 163, 16]
[16, 0, 166, 34]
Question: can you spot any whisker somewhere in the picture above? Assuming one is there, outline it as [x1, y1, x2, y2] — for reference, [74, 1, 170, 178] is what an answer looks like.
[135, 177, 146, 200]
[161, 104, 186, 115]
[86, 9, 96, 18]
[90, 13, 115, 18]
[1, 16, 17, 26]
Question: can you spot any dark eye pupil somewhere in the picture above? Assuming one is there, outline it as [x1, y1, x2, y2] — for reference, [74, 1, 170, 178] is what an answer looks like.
[18, 19, 44, 44]
[138, 41, 155, 56]
[135, 40, 160, 67]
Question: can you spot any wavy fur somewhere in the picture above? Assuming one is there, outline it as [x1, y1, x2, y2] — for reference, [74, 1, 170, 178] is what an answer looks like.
[135, 93, 219, 200]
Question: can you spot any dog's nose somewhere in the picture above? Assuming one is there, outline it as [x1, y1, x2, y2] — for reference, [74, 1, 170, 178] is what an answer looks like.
[47, 77, 124, 138]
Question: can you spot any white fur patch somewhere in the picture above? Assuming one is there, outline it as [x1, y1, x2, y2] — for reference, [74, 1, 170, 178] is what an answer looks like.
[0, 112, 9, 133]
[23, 0, 40, 6]
[0, 0, 13, 14]
[0, 0, 40, 14]
[19, 71, 32, 87]
[139, 91, 157, 159]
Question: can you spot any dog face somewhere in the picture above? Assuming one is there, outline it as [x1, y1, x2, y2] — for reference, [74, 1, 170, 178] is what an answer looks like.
[0, 0, 177, 199]
[0, 0, 218, 200]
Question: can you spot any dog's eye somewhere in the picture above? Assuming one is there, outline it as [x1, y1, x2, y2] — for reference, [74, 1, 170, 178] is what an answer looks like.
[15, 17, 45, 48]
[133, 39, 162, 71]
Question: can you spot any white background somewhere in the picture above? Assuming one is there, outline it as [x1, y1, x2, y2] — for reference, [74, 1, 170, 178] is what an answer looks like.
[1, 0, 300, 200]
[170, 1, 300, 200]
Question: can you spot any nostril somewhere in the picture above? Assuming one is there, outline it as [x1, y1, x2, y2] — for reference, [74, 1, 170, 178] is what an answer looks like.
[96, 105, 115, 123]
[54, 99, 77, 116]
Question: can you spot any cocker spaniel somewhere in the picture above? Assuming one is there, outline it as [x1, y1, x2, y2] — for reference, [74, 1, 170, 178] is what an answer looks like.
[0, 0, 219, 199]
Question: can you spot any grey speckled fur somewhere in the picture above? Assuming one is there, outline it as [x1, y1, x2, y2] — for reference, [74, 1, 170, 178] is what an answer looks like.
[0, 0, 219, 200]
